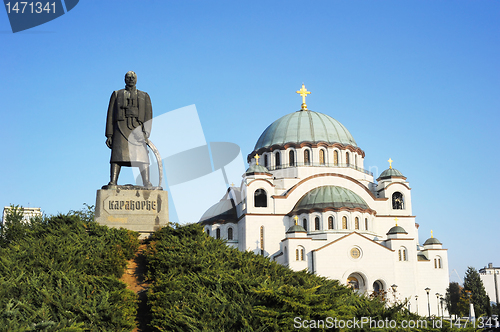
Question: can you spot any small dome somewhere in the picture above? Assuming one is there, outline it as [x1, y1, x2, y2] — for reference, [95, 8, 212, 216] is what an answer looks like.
[378, 168, 405, 180]
[423, 237, 442, 245]
[387, 225, 408, 235]
[286, 224, 307, 233]
[245, 164, 270, 174]
[254, 110, 357, 151]
[291, 186, 369, 214]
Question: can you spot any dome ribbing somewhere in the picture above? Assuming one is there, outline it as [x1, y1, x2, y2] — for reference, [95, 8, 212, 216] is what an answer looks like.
[254, 110, 357, 150]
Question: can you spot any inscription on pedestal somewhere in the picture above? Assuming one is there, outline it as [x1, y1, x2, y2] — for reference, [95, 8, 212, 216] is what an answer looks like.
[95, 188, 168, 238]
[105, 199, 157, 213]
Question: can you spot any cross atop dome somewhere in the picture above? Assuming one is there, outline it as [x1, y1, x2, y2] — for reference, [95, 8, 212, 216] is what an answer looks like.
[296, 84, 311, 111]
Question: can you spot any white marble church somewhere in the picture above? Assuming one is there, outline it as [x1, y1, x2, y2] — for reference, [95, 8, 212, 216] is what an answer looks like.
[200, 85, 449, 316]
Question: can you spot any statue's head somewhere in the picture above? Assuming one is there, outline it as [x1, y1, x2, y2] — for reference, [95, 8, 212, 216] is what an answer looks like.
[125, 71, 137, 88]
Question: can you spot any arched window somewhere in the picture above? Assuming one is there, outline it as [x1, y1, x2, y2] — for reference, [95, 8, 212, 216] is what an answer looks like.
[346, 152, 350, 166]
[328, 216, 334, 229]
[254, 189, 267, 207]
[302, 218, 307, 231]
[342, 216, 347, 229]
[355, 217, 359, 230]
[216, 228, 221, 239]
[373, 280, 383, 293]
[434, 256, 442, 269]
[289, 150, 295, 166]
[319, 149, 325, 165]
[365, 218, 368, 230]
[228, 227, 233, 240]
[392, 192, 404, 210]
[264, 154, 268, 168]
[206, 228, 210, 236]
[398, 247, 407, 261]
[296, 246, 305, 261]
[315, 217, 320, 230]
[334, 150, 339, 165]
[304, 149, 311, 165]
[354, 154, 358, 168]
[275, 152, 281, 168]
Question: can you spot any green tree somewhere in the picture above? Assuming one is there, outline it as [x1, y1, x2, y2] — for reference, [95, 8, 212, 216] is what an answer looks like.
[68, 203, 95, 223]
[445, 282, 462, 316]
[0, 205, 28, 246]
[0, 209, 139, 331]
[457, 289, 471, 317]
[463, 266, 491, 317]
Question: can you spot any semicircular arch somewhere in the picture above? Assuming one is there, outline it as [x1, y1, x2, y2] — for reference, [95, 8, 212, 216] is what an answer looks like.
[273, 173, 386, 211]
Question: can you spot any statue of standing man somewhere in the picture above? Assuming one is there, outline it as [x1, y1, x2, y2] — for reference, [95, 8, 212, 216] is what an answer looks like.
[105, 71, 152, 188]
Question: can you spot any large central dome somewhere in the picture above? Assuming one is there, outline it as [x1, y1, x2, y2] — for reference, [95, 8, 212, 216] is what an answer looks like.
[254, 110, 357, 151]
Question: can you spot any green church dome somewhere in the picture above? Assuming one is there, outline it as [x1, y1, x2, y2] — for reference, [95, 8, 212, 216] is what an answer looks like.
[245, 164, 270, 174]
[291, 186, 369, 214]
[387, 225, 408, 235]
[423, 237, 442, 245]
[286, 224, 307, 233]
[254, 110, 357, 151]
[378, 168, 404, 179]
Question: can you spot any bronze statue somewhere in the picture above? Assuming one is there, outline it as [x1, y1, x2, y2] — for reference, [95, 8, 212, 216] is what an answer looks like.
[106, 71, 152, 187]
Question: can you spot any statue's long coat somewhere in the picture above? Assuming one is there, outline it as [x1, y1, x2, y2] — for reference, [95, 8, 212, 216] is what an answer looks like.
[106, 89, 152, 165]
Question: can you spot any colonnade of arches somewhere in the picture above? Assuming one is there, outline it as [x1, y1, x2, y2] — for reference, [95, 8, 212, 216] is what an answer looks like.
[258, 146, 362, 170]
[294, 213, 372, 232]
[205, 225, 236, 241]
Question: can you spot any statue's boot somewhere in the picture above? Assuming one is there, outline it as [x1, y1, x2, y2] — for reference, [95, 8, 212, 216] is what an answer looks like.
[109, 163, 121, 186]
[139, 164, 153, 188]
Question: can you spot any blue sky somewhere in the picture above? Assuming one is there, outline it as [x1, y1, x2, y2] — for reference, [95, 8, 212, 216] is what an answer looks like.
[1, 1, 499, 284]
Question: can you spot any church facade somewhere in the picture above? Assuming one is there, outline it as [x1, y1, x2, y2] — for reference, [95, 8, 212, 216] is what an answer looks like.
[200, 85, 449, 316]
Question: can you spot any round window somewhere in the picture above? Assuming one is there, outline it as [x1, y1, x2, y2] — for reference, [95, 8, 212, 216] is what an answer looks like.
[350, 247, 361, 259]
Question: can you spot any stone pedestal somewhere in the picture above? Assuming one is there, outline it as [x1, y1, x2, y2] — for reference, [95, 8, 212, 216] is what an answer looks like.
[95, 187, 168, 238]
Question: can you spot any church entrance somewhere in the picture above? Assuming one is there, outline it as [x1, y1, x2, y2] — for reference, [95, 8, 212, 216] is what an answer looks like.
[347, 273, 366, 292]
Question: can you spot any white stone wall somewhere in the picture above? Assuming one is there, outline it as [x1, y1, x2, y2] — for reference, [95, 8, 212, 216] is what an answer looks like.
[480, 269, 500, 304]
[205, 145, 450, 318]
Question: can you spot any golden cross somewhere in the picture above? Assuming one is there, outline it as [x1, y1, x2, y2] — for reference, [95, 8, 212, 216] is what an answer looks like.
[296, 84, 311, 110]
[388, 158, 393, 169]
[230, 183, 235, 187]
[394, 217, 398, 226]
[294, 215, 298, 225]
[431, 230, 433, 238]
[255, 154, 260, 165]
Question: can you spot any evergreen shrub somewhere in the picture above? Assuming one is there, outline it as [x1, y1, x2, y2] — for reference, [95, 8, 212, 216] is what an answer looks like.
[146, 223, 473, 332]
[0, 206, 140, 331]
